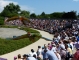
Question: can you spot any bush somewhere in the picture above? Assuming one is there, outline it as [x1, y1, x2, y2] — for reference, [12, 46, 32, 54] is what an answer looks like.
[0, 16, 4, 25]
[0, 26, 41, 55]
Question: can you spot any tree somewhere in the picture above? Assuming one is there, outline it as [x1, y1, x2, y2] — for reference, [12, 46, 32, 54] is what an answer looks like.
[62, 11, 77, 19]
[40, 12, 46, 19]
[30, 13, 36, 18]
[50, 12, 64, 19]
[78, 13, 79, 19]
[0, 16, 4, 25]
[1, 3, 21, 17]
[20, 10, 30, 18]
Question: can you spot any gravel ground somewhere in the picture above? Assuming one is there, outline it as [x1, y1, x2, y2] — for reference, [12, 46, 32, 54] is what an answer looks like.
[0, 28, 27, 39]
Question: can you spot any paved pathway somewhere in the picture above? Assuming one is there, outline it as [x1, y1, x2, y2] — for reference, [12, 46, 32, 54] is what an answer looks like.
[0, 29, 53, 60]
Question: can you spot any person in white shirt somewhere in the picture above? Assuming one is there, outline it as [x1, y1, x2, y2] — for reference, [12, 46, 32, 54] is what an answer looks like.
[37, 46, 42, 59]
[29, 49, 37, 57]
[69, 40, 74, 51]
[59, 40, 65, 50]
[51, 44, 59, 59]
[16, 54, 22, 60]
[51, 44, 56, 52]
[44, 49, 58, 60]
[56, 50, 61, 60]
[27, 57, 37, 60]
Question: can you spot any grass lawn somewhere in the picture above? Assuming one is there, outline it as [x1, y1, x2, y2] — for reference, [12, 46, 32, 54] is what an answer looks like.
[0, 25, 41, 55]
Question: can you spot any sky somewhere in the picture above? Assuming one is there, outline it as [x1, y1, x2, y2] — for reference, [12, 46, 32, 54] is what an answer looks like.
[0, 0, 79, 15]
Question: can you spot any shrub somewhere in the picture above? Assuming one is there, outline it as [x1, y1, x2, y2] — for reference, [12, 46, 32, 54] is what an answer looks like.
[0, 17, 4, 25]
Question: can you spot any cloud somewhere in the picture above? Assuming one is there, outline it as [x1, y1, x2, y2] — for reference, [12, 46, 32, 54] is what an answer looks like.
[73, 0, 79, 2]
[0, 0, 35, 13]
[0, 0, 18, 12]
[20, 5, 35, 13]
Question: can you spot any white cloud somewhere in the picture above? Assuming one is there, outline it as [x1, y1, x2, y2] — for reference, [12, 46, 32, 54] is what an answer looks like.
[73, 0, 79, 2]
[0, 0, 18, 12]
[31, 10, 35, 13]
[0, 0, 35, 13]
[20, 5, 35, 13]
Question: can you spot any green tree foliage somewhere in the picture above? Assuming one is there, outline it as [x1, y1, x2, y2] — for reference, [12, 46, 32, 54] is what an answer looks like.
[0, 16, 4, 25]
[50, 12, 64, 19]
[62, 11, 77, 19]
[40, 12, 47, 19]
[20, 10, 30, 18]
[78, 13, 79, 19]
[36, 11, 77, 19]
[30, 13, 37, 18]
[1, 3, 20, 17]
[0, 3, 78, 20]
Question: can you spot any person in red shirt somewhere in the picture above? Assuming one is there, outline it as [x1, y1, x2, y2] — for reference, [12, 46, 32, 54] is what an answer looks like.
[72, 48, 79, 60]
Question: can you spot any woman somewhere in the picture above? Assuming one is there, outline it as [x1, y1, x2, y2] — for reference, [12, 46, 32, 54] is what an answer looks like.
[16, 54, 22, 60]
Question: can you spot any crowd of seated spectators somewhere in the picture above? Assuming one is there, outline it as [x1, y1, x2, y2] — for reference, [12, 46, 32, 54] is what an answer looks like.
[27, 19, 79, 34]
[5, 18, 79, 34]
[12, 19, 79, 60]
[5, 18, 79, 60]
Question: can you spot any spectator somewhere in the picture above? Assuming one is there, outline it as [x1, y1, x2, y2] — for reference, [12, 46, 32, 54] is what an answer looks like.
[60, 45, 66, 60]
[16, 54, 22, 60]
[22, 54, 27, 60]
[44, 49, 58, 60]
[37, 46, 42, 59]
[14, 56, 17, 60]
[42, 49, 48, 60]
[27, 57, 37, 60]
[29, 49, 37, 57]
[56, 50, 61, 60]
[72, 48, 79, 60]
[65, 44, 73, 60]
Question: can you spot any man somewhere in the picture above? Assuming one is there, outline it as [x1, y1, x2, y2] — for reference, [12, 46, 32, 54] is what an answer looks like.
[42, 49, 48, 60]
[37, 46, 42, 59]
[65, 44, 73, 60]
[26, 55, 37, 60]
[68, 40, 74, 51]
[43, 49, 58, 60]
[60, 46, 66, 60]
[27, 57, 37, 60]
[29, 49, 37, 57]
[51, 44, 59, 59]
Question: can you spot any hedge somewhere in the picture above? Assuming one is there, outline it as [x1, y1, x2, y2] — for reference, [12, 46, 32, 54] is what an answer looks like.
[0, 26, 41, 55]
